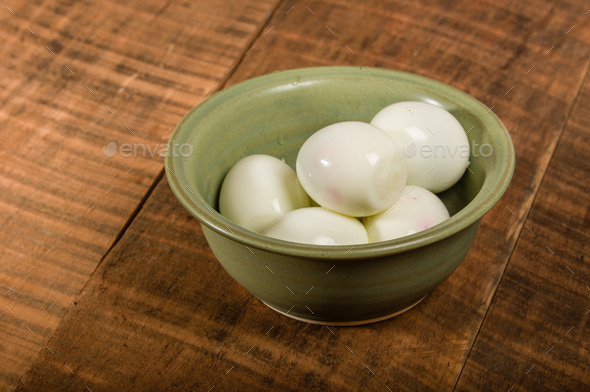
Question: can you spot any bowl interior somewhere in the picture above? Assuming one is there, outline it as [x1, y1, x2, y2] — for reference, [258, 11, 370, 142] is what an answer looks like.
[166, 66, 514, 257]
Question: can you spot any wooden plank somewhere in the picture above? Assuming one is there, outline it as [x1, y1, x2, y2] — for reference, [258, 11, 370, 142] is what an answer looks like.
[0, 0, 280, 389]
[13, 0, 590, 391]
[454, 69, 590, 391]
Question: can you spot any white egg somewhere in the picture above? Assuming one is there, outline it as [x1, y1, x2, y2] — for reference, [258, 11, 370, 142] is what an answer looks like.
[296, 121, 407, 217]
[371, 101, 469, 193]
[264, 207, 368, 245]
[219, 154, 311, 233]
[362, 185, 450, 242]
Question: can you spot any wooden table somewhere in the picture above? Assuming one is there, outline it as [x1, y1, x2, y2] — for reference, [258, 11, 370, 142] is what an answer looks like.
[1, 0, 588, 390]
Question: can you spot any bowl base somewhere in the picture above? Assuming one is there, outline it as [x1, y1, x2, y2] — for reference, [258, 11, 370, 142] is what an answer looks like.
[261, 296, 426, 326]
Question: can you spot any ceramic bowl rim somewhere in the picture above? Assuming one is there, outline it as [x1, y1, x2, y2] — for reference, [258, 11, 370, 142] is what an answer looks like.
[165, 66, 515, 260]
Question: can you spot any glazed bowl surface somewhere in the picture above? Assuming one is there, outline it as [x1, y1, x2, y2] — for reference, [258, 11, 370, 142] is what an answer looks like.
[166, 66, 515, 325]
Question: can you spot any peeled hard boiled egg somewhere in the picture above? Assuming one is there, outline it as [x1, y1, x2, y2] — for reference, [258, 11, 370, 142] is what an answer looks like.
[296, 121, 407, 217]
[362, 185, 450, 242]
[371, 101, 469, 193]
[219, 154, 311, 233]
[264, 207, 368, 245]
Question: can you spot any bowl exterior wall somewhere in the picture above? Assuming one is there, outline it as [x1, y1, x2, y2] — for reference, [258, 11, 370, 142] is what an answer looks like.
[202, 220, 480, 323]
[165, 66, 515, 324]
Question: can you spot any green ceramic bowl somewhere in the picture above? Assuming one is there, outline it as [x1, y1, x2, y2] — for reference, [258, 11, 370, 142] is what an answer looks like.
[166, 66, 514, 325]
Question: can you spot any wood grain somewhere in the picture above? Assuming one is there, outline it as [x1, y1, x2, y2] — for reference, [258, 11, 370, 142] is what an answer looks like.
[7, 0, 590, 390]
[0, 0, 280, 389]
[454, 69, 590, 391]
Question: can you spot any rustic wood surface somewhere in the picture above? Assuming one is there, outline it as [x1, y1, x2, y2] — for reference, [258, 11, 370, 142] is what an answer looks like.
[0, 0, 281, 389]
[1, 0, 588, 391]
[455, 72, 590, 391]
